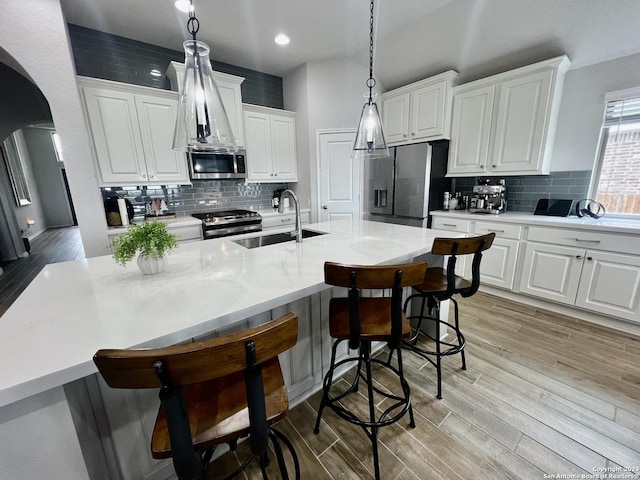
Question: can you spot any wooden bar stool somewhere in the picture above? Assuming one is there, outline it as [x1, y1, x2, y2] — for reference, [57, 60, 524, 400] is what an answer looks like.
[94, 312, 300, 480]
[401, 233, 495, 399]
[314, 260, 427, 480]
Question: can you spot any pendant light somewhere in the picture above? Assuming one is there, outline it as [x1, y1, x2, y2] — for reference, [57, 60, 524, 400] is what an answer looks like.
[353, 0, 389, 159]
[173, 0, 238, 153]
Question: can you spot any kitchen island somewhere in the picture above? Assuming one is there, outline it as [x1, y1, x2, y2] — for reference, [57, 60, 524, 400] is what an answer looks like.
[0, 219, 446, 480]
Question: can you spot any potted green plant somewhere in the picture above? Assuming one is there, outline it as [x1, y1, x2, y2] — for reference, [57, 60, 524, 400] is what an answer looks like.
[111, 221, 178, 274]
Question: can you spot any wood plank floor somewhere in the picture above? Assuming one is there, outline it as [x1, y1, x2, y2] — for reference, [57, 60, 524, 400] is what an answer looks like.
[206, 292, 640, 479]
[0, 227, 85, 317]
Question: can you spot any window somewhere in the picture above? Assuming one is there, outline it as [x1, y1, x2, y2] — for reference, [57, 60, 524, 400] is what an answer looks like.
[1, 132, 32, 206]
[592, 87, 640, 217]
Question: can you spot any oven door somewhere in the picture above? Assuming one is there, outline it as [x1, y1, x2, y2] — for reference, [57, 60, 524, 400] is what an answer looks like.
[189, 150, 246, 180]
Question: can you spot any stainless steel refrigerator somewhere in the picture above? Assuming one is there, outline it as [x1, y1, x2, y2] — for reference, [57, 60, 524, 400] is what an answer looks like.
[366, 141, 451, 228]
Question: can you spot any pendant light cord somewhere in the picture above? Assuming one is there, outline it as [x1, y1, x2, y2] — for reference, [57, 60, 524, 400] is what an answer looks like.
[366, 0, 376, 105]
[187, 0, 199, 41]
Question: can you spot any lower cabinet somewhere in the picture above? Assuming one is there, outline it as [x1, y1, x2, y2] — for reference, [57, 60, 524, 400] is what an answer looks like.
[431, 216, 521, 290]
[478, 237, 520, 290]
[473, 221, 521, 290]
[261, 211, 310, 231]
[520, 242, 640, 322]
[519, 242, 585, 305]
[430, 216, 470, 277]
[431, 214, 640, 326]
[107, 222, 202, 252]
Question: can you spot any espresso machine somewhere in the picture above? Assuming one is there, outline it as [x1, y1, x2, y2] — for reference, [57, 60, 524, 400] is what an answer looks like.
[470, 179, 507, 214]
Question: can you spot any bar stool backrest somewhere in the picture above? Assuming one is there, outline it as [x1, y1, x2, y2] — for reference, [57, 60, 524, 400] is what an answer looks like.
[324, 261, 427, 350]
[94, 312, 298, 480]
[431, 232, 496, 300]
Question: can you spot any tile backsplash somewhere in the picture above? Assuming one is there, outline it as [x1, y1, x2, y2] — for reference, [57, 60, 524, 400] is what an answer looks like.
[102, 181, 289, 220]
[451, 171, 592, 213]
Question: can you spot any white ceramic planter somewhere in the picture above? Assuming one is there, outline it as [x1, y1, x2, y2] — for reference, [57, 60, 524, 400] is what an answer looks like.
[137, 255, 167, 275]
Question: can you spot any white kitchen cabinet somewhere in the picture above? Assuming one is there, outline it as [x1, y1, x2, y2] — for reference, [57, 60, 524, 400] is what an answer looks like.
[244, 104, 297, 183]
[79, 77, 189, 186]
[431, 216, 522, 290]
[448, 85, 495, 174]
[473, 221, 521, 290]
[165, 62, 245, 148]
[261, 211, 310, 230]
[382, 70, 459, 145]
[430, 216, 470, 277]
[575, 250, 640, 322]
[448, 55, 570, 177]
[108, 220, 202, 252]
[520, 228, 640, 322]
[519, 242, 585, 305]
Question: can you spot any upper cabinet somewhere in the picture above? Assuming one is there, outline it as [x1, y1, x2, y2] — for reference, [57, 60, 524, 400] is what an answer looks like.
[166, 62, 245, 148]
[243, 104, 297, 183]
[448, 55, 571, 177]
[381, 70, 460, 145]
[78, 77, 190, 186]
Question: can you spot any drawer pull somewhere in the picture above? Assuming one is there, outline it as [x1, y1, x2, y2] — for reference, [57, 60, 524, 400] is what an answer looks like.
[443, 223, 457, 227]
[281, 218, 292, 223]
[573, 238, 601, 244]
[488, 229, 504, 233]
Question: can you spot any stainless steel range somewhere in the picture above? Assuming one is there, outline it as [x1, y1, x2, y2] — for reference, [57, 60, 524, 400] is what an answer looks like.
[192, 209, 262, 239]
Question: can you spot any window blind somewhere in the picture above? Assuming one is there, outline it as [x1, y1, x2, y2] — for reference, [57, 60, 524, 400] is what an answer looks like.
[604, 96, 640, 126]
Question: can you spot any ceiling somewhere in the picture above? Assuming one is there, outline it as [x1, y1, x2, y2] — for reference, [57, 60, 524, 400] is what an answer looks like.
[59, 0, 640, 90]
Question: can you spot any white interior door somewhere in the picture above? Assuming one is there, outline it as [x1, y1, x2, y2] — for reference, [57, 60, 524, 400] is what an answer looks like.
[317, 130, 360, 224]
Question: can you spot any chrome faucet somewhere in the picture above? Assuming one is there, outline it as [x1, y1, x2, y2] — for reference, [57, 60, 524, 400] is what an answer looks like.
[278, 189, 302, 242]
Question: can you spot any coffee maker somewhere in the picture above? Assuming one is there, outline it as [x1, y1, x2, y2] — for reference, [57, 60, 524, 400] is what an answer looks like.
[470, 179, 507, 214]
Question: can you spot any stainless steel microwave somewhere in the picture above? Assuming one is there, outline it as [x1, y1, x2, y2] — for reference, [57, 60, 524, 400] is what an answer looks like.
[188, 149, 247, 180]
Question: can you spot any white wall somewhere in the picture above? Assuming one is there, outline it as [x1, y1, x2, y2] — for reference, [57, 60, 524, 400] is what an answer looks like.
[284, 58, 374, 221]
[551, 52, 640, 172]
[0, 0, 109, 258]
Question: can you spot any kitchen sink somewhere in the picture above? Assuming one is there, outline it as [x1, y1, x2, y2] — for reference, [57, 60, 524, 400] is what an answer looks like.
[232, 229, 327, 249]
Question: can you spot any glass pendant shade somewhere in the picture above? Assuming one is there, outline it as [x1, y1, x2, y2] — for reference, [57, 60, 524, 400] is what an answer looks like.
[173, 40, 237, 153]
[353, 93, 389, 158]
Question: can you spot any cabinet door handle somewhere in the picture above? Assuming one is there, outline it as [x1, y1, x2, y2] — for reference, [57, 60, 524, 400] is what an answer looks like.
[142, 173, 147, 179]
[492, 165, 497, 168]
[479, 165, 484, 169]
[149, 173, 154, 179]
[576, 255, 582, 259]
[573, 238, 601, 244]
[587, 256, 593, 261]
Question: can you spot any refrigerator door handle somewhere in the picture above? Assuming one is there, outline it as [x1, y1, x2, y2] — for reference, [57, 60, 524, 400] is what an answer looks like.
[374, 189, 388, 208]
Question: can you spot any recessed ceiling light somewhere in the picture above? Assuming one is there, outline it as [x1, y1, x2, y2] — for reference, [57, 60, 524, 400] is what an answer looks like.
[274, 33, 290, 46]
[150, 69, 162, 77]
[174, 0, 192, 13]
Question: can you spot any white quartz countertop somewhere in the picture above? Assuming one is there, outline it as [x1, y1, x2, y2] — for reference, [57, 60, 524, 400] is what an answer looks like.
[0, 219, 440, 408]
[431, 210, 640, 235]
